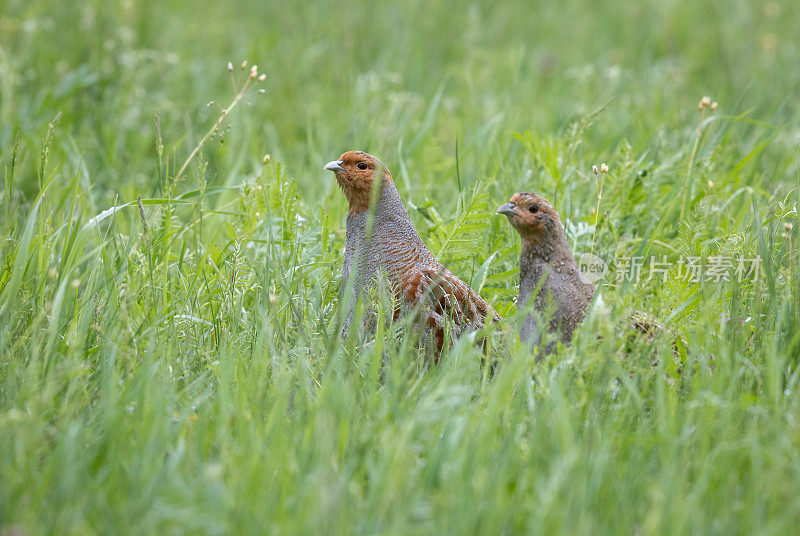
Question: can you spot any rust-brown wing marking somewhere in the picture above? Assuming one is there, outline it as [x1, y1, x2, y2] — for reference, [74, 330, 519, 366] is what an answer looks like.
[398, 264, 499, 352]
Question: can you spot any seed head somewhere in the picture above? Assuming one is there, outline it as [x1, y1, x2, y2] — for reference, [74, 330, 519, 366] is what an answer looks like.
[258, 73, 266, 82]
[592, 165, 598, 175]
[240, 60, 248, 70]
[249, 65, 258, 79]
[600, 163, 608, 173]
[227, 62, 233, 72]
[701, 96, 711, 107]
[710, 101, 718, 111]
[707, 180, 714, 189]
[785, 222, 793, 232]
[262, 154, 271, 165]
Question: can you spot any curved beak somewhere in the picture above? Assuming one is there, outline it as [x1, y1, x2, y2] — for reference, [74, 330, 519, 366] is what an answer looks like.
[496, 202, 518, 217]
[324, 160, 344, 172]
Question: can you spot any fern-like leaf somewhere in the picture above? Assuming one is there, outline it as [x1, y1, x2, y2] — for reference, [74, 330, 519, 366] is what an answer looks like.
[428, 181, 491, 266]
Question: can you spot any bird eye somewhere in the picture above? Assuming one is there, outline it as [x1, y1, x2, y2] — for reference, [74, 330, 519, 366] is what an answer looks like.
[529, 204, 539, 213]
[357, 162, 368, 170]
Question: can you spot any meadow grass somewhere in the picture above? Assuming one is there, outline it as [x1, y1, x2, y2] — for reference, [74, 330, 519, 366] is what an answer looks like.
[1, 0, 800, 534]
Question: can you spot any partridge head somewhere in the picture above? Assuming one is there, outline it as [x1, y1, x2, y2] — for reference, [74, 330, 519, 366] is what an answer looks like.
[324, 151, 392, 214]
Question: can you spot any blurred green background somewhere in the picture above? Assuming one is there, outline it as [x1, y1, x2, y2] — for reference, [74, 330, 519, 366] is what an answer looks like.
[3, 0, 798, 211]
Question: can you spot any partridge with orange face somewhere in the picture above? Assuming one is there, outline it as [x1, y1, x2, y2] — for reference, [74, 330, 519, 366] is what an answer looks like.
[325, 151, 500, 351]
[497, 193, 594, 350]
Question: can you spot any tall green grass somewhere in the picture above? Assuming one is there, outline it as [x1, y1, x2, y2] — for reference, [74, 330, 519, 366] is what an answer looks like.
[1, 0, 800, 533]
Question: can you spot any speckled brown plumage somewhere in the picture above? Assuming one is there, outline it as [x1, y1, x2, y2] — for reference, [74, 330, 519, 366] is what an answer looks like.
[497, 192, 594, 351]
[325, 151, 500, 352]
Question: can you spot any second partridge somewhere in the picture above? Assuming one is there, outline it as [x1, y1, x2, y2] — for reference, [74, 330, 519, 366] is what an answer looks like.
[497, 192, 594, 350]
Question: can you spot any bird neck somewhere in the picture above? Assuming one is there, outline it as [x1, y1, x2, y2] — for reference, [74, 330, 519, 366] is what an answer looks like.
[373, 180, 409, 223]
[343, 169, 395, 215]
[519, 225, 573, 271]
[345, 179, 426, 256]
[346, 180, 409, 227]
[519, 223, 579, 298]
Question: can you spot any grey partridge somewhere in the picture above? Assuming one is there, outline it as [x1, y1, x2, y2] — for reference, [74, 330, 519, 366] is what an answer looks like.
[324, 150, 500, 352]
[497, 192, 594, 351]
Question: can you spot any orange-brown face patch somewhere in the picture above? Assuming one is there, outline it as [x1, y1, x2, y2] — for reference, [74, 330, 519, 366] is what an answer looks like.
[497, 192, 560, 244]
[329, 150, 393, 214]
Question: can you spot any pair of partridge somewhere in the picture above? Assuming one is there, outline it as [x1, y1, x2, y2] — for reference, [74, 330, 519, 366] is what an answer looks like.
[324, 151, 593, 353]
